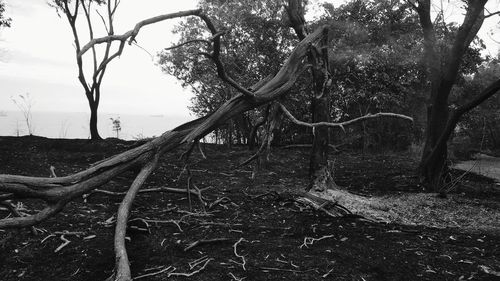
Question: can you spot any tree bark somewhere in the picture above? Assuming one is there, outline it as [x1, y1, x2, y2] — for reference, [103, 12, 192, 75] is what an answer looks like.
[286, 0, 333, 191]
[88, 98, 101, 140]
[308, 29, 333, 191]
[415, 0, 488, 191]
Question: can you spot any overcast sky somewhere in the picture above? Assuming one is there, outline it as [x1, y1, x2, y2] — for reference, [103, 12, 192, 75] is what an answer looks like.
[0, 0, 499, 117]
[0, 0, 198, 116]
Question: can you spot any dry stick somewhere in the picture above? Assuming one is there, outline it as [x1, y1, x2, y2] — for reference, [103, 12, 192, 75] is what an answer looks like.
[133, 266, 173, 280]
[233, 238, 248, 271]
[208, 196, 233, 210]
[84, 186, 204, 198]
[54, 235, 71, 253]
[186, 167, 193, 211]
[229, 272, 246, 281]
[299, 235, 335, 249]
[0, 200, 37, 235]
[188, 256, 209, 269]
[197, 141, 207, 159]
[260, 267, 317, 273]
[112, 158, 158, 281]
[192, 183, 207, 212]
[141, 219, 183, 232]
[168, 258, 213, 277]
[184, 238, 230, 251]
[236, 138, 267, 168]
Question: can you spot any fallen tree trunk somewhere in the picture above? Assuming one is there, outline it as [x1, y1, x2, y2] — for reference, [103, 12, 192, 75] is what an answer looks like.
[0, 23, 326, 281]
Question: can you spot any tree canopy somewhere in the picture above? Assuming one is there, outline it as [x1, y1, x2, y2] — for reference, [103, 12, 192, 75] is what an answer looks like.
[0, 0, 11, 28]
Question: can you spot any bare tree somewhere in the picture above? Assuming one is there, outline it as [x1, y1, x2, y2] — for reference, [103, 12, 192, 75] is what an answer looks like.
[51, 0, 124, 140]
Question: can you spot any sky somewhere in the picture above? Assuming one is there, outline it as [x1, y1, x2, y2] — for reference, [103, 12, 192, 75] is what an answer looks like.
[0, 0, 499, 117]
[0, 0, 199, 116]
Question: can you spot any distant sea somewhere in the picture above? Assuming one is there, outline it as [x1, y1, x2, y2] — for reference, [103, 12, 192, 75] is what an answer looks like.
[0, 111, 193, 140]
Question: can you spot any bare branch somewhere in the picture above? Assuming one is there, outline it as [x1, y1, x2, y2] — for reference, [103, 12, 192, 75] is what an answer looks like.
[278, 103, 413, 130]
[79, 9, 203, 57]
[164, 31, 225, 51]
[112, 157, 158, 281]
[485, 11, 500, 18]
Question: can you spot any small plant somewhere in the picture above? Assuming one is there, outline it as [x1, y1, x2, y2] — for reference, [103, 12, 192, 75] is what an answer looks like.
[110, 117, 122, 139]
[11, 93, 35, 136]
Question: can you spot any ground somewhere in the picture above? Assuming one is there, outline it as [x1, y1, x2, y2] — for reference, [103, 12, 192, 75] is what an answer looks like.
[0, 136, 499, 281]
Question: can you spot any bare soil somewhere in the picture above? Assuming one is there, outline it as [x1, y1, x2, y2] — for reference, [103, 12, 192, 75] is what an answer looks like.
[1, 136, 499, 281]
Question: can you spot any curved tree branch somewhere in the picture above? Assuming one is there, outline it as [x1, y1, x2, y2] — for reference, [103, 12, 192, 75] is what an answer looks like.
[278, 103, 413, 129]
[112, 157, 158, 281]
[79, 9, 203, 56]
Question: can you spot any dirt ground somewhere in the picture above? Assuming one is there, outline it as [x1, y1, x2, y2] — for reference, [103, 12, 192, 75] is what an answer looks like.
[1, 136, 500, 281]
[454, 154, 500, 183]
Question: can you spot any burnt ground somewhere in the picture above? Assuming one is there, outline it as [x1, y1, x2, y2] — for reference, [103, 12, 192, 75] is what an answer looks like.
[0, 136, 499, 281]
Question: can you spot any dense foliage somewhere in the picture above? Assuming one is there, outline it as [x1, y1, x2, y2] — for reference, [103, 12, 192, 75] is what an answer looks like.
[0, 0, 11, 28]
[159, 0, 486, 151]
[454, 57, 500, 153]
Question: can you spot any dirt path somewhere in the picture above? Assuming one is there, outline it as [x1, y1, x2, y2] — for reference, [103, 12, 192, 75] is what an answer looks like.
[454, 154, 500, 182]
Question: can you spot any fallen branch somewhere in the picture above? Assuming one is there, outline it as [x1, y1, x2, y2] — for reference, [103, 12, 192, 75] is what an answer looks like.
[233, 238, 248, 271]
[54, 235, 71, 253]
[260, 267, 317, 273]
[84, 186, 206, 199]
[184, 238, 230, 251]
[134, 266, 173, 280]
[0, 200, 38, 235]
[168, 258, 213, 277]
[299, 234, 335, 249]
[112, 158, 158, 281]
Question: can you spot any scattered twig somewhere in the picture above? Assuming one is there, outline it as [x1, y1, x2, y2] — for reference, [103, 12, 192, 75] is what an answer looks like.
[49, 166, 57, 178]
[41, 234, 55, 244]
[134, 266, 173, 280]
[83, 186, 206, 200]
[54, 235, 71, 253]
[184, 238, 230, 251]
[168, 258, 213, 277]
[1, 200, 38, 235]
[188, 256, 209, 269]
[260, 267, 318, 273]
[142, 219, 183, 232]
[299, 235, 335, 249]
[198, 141, 207, 159]
[208, 196, 235, 210]
[192, 184, 207, 212]
[229, 272, 246, 281]
[322, 267, 335, 278]
[248, 191, 279, 200]
[233, 238, 248, 270]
